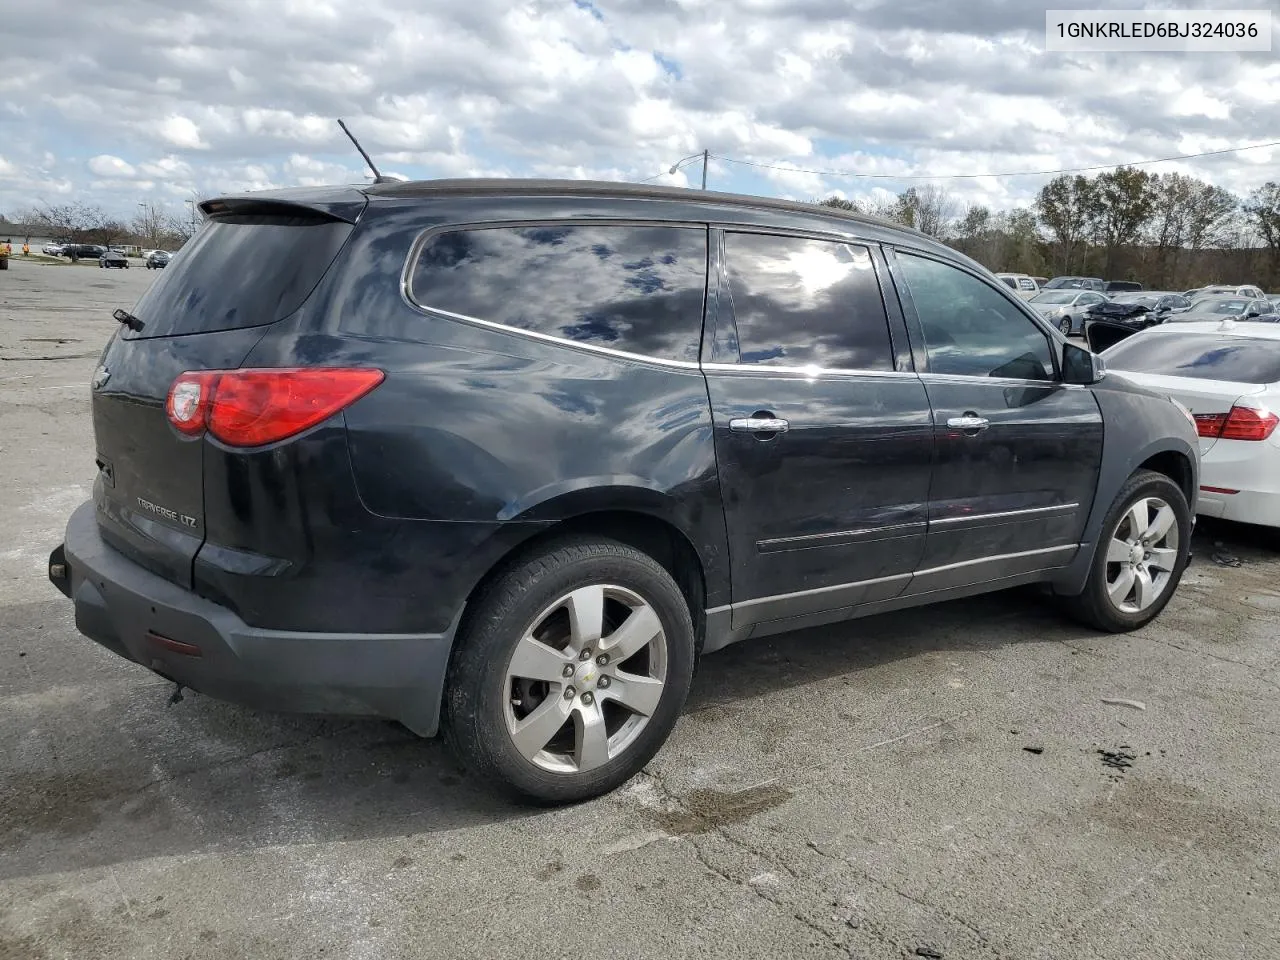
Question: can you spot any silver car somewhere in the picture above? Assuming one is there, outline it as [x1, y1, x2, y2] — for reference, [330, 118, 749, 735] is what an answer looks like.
[1028, 289, 1109, 336]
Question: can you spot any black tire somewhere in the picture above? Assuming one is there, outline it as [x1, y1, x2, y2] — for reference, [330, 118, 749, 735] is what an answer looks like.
[1060, 316, 1073, 336]
[444, 536, 696, 803]
[1060, 469, 1191, 632]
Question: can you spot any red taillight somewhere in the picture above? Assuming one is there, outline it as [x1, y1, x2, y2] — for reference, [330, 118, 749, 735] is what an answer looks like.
[1220, 405, 1279, 442]
[1193, 405, 1279, 442]
[165, 368, 384, 447]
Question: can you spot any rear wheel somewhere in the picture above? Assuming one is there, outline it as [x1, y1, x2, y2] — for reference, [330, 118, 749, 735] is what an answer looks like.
[1059, 316, 1073, 336]
[1060, 469, 1190, 632]
[444, 537, 695, 803]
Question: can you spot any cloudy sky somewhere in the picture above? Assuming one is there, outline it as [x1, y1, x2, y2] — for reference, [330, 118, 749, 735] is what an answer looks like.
[0, 0, 1276, 221]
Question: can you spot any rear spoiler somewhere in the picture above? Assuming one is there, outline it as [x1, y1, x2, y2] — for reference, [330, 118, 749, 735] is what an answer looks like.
[199, 188, 368, 225]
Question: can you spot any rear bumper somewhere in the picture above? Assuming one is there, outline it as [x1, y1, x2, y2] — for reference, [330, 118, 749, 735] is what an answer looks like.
[49, 501, 460, 736]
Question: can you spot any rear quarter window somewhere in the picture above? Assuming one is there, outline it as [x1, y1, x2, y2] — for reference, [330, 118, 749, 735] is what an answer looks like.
[127, 213, 353, 339]
[1105, 334, 1280, 384]
[409, 224, 707, 363]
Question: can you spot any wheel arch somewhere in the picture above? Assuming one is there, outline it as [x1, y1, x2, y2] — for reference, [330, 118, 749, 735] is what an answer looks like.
[460, 494, 727, 660]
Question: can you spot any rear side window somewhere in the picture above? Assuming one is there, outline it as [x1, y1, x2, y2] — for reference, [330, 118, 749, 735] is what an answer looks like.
[128, 213, 352, 338]
[1105, 334, 1280, 384]
[722, 233, 893, 370]
[409, 224, 707, 363]
[1000, 276, 1017, 289]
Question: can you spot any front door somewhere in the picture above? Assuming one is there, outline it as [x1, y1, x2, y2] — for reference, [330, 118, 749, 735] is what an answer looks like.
[888, 249, 1104, 594]
[704, 231, 934, 632]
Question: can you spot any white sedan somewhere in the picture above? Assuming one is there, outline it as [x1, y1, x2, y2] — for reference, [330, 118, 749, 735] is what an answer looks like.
[1102, 320, 1280, 529]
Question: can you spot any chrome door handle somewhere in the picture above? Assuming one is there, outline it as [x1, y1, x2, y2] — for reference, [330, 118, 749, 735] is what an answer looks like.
[947, 415, 990, 431]
[730, 417, 790, 434]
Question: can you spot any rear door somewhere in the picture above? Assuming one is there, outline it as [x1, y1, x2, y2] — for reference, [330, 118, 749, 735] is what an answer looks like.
[704, 230, 933, 632]
[887, 249, 1104, 592]
[90, 203, 357, 586]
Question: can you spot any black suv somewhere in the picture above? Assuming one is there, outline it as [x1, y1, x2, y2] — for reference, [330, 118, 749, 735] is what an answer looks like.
[49, 180, 1199, 802]
[62, 243, 106, 261]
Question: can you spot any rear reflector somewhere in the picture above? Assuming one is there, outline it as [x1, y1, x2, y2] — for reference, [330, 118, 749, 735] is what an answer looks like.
[1199, 485, 1239, 495]
[1194, 405, 1279, 442]
[146, 630, 202, 657]
[167, 367, 384, 447]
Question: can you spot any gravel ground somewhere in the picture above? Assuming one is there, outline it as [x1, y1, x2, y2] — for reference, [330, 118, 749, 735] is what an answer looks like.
[2, 256, 1278, 960]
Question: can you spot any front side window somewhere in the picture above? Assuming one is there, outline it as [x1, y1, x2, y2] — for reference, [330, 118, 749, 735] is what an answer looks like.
[896, 253, 1055, 381]
[409, 224, 707, 363]
[722, 233, 894, 370]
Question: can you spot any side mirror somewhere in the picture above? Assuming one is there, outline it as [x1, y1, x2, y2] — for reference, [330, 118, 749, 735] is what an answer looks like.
[1063, 340, 1106, 385]
[1156, 304, 1171, 314]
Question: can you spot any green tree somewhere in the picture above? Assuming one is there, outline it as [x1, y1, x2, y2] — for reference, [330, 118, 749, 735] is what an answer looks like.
[1093, 166, 1157, 277]
[818, 195, 857, 211]
[1035, 174, 1099, 275]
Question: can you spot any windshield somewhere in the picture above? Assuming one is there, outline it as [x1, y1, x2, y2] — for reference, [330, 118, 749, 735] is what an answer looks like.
[1042, 278, 1078, 289]
[1190, 298, 1252, 315]
[1031, 291, 1076, 304]
[1105, 333, 1280, 384]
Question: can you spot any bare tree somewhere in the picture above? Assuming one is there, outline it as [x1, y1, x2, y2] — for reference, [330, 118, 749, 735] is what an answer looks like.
[894, 184, 958, 238]
[1244, 182, 1280, 286]
[132, 203, 169, 250]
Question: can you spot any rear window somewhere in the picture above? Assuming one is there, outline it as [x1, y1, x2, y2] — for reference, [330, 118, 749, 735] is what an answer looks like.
[1105, 334, 1280, 384]
[409, 224, 707, 363]
[126, 213, 352, 338]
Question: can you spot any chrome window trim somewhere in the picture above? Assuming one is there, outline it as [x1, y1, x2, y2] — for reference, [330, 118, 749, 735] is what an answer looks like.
[720, 544, 1078, 613]
[917, 371, 1063, 388]
[929, 503, 1079, 526]
[399, 219, 710, 372]
[700, 362, 919, 379]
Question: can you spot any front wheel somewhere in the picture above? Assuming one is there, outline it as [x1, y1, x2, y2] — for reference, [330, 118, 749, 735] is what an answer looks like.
[444, 537, 696, 803]
[1060, 469, 1191, 632]
[1059, 316, 1073, 336]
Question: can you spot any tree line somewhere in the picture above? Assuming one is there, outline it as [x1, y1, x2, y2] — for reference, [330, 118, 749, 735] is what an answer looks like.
[822, 171, 1280, 291]
[3, 197, 207, 251]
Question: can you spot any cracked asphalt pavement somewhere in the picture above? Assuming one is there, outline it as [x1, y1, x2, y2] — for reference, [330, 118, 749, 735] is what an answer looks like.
[2, 258, 1279, 959]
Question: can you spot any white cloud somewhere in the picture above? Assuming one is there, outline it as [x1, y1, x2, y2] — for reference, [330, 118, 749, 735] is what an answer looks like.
[158, 115, 207, 149]
[0, 0, 1276, 219]
[88, 155, 136, 178]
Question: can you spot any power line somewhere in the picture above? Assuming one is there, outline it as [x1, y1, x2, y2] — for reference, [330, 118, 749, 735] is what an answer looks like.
[709, 139, 1280, 181]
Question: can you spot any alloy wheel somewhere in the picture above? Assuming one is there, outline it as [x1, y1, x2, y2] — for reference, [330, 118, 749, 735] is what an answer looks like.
[502, 584, 667, 774]
[1104, 496, 1179, 614]
[1060, 317, 1072, 336]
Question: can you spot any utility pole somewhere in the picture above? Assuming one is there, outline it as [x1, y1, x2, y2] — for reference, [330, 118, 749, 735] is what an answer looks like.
[701, 149, 708, 190]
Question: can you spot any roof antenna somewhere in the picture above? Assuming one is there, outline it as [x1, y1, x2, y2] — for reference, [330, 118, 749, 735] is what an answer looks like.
[337, 118, 397, 184]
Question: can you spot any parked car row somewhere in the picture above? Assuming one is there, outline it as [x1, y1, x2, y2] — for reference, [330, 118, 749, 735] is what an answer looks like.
[34, 243, 174, 267]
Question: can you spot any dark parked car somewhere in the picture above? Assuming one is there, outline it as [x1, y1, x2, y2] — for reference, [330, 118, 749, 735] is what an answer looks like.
[48, 180, 1200, 802]
[1105, 280, 1143, 293]
[62, 243, 106, 262]
[99, 249, 129, 269]
[146, 250, 170, 269]
[1043, 276, 1108, 293]
[1082, 299, 1169, 352]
